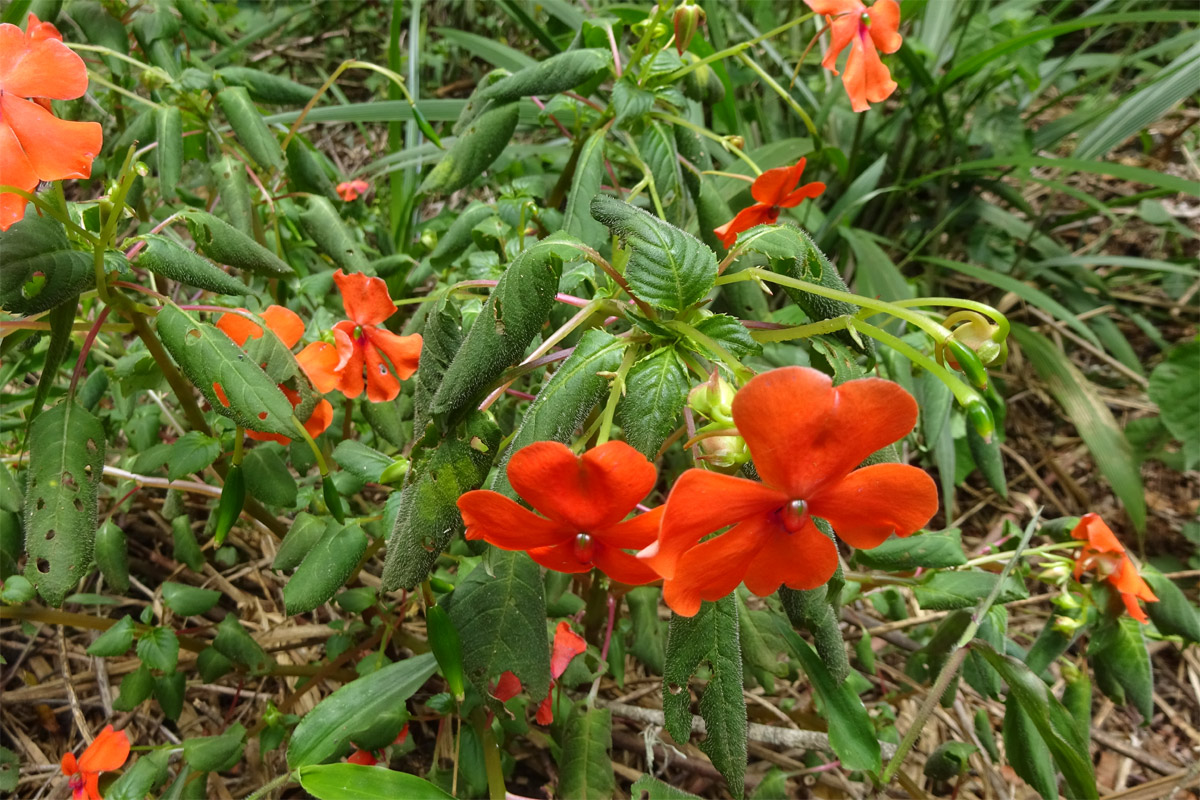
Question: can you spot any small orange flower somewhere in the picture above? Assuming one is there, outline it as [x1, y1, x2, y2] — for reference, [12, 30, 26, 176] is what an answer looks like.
[639, 366, 938, 617]
[216, 305, 334, 443]
[60, 725, 130, 800]
[336, 179, 369, 202]
[536, 621, 587, 725]
[1071, 513, 1158, 624]
[713, 158, 825, 248]
[457, 441, 664, 586]
[308, 270, 422, 404]
[0, 13, 104, 231]
[805, 0, 902, 112]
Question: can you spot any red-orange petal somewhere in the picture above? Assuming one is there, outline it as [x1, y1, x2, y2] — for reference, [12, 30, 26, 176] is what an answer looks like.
[1070, 513, 1125, 554]
[78, 726, 130, 773]
[820, 12, 860, 74]
[0, 18, 88, 100]
[333, 269, 397, 327]
[303, 398, 334, 439]
[0, 118, 39, 231]
[1110, 556, 1158, 603]
[507, 441, 658, 532]
[661, 515, 774, 617]
[526, 541, 593, 574]
[494, 670, 522, 701]
[804, 0, 863, 15]
[1120, 591, 1150, 624]
[60, 751, 79, 776]
[594, 506, 664, 550]
[592, 543, 663, 586]
[731, 367, 919, 499]
[333, 332, 365, 400]
[296, 341, 342, 394]
[457, 490, 576, 549]
[713, 203, 778, 249]
[867, 0, 903, 54]
[1, 94, 102, 181]
[751, 159, 806, 206]
[346, 749, 377, 766]
[778, 181, 826, 208]
[261, 305, 304, 349]
[365, 327, 422, 382]
[742, 516, 839, 597]
[363, 340, 401, 403]
[216, 310, 262, 347]
[809, 463, 938, 550]
[640, 468, 785, 581]
[535, 689, 554, 725]
[550, 621, 586, 680]
[841, 35, 896, 112]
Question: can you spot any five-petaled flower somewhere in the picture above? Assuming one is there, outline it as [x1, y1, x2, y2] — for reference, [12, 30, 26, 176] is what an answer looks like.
[805, 0, 902, 112]
[336, 179, 370, 202]
[301, 270, 423, 403]
[457, 441, 664, 586]
[0, 13, 104, 230]
[639, 366, 938, 617]
[713, 158, 825, 249]
[60, 725, 130, 800]
[216, 305, 335, 443]
[1071, 513, 1158, 624]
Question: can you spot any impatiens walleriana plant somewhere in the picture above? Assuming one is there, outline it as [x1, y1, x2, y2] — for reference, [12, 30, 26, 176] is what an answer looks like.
[713, 158, 826, 248]
[60, 726, 130, 800]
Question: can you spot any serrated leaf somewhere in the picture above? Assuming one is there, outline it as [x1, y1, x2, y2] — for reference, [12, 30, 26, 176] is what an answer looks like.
[612, 78, 656, 126]
[273, 513, 327, 572]
[297, 763, 455, 800]
[103, 750, 170, 800]
[0, 216, 93, 315]
[629, 775, 702, 800]
[284, 523, 368, 615]
[183, 723, 246, 772]
[913, 571, 1027, 611]
[156, 304, 296, 435]
[1142, 567, 1200, 644]
[288, 652, 437, 768]
[382, 413, 499, 591]
[447, 549, 550, 702]
[1012, 324, 1146, 531]
[853, 530, 967, 571]
[411, 297, 463, 435]
[181, 209, 293, 277]
[559, 708, 615, 800]
[617, 348, 688, 458]
[23, 401, 105, 606]
[242, 447, 297, 507]
[87, 616, 135, 656]
[663, 596, 746, 797]
[162, 581, 222, 616]
[113, 664, 153, 711]
[563, 129, 608, 246]
[134, 235, 251, 295]
[137, 626, 179, 673]
[641, 120, 684, 226]
[478, 48, 610, 104]
[419, 101, 519, 195]
[1090, 615, 1153, 721]
[299, 196, 372, 272]
[692, 314, 761, 360]
[591, 195, 716, 312]
[213, 616, 273, 674]
[218, 86, 285, 170]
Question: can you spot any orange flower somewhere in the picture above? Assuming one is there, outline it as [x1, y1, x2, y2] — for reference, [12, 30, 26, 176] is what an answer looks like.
[0, 13, 103, 231]
[536, 621, 587, 725]
[805, 0, 902, 112]
[457, 441, 664, 586]
[60, 725, 130, 800]
[639, 366, 938, 617]
[1071, 513, 1158, 624]
[713, 158, 825, 248]
[216, 305, 334, 443]
[336, 179, 370, 202]
[307, 270, 422, 404]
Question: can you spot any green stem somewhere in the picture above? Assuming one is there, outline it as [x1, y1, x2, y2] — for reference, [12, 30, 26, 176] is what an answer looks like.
[652, 113, 762, 175]
[887, 297, 1010, 339]
[963, 541, 1076, 569]
[0, 185, 99, 245]
[852, 319, 980, 409]
[735, 51, 818, 139]
[596, 345, 640, 446]
[748, 316, 853, 343]
[243, 770, 296, 800]
[292, 417, 330, 476]
[68, 43, 171, 79]
[662, 14, 815, 83]
[666, 320, 753, 382]
[470, 709, 507, 800]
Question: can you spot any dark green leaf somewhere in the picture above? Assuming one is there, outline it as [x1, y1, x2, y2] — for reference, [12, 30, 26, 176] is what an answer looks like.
[242, 447, 297, 507]
[198, 647, 234, 682]
[0, 216, 93, 315]
[563, 129, 608, 245]
[211, 155, 255, 236]
[99, 750, 170, 800]
[629, 775, 702, 800]
[183, 723, 246, 772]
[181, 209, 293, 277]
[87, 616, 135, 656]
[156, 105, 182, 199]
[218, 66, 315, 105]
[171, 515, 205, 572]
[478, 49, 610, 104]
[299, 196, 372, 273]
[617, 348, 688, 458]
[93, 519, 130, 593]
[218, 86, 285, 170]
[284, 524, 368, 615]
[134, 235, 251, 296]
[297, 763, 455, 800]
[419, 101, 519, 195]
[1090, 616, 1153, 721]
[612, 78, 656, 126]
[333, 440, 395, 484]
[273, 513, 327, 572]
[641, 121, 684, 226]
[1002, 699, 1057, 800]
[285, 136, 338, 200]
[853, 530, 967, 571]
[1148, 341, 1199, 469]
[137, 626, 179, 673]
[913, 571, 1027, 611]
[154, 670, 185, 720]
[1142, 566, 1200, 644]
[924, 741, 978, 782]
[213, 616, 273, 674]
[559, 708, 615, 800]
[166, 431, 222, 481]
[162, 581, 222, 616]
[626, 586, 666, 674]
[430, 203, 495, 268]
[113, 664, 153, 711]
[691, 314, 761, 360]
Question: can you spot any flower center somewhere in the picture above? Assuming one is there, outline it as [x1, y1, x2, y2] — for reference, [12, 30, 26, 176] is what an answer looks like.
[860, 12, 871, 27]
[780, 499, 809, 533]
[573, 533, 595, 564]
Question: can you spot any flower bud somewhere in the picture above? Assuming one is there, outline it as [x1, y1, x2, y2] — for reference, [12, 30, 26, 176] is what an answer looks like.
[1052, 615, 1083, 635]
[697, 432, 749, 472]
[673, 1, 705, 55]
[687, 373, 736, 425]
[1037, 563, 1071, 585]
[943, 311, 1007, 369]
[726, 135, 745, 151]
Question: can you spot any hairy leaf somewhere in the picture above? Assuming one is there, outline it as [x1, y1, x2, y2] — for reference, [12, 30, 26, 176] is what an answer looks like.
[617, 348, 688, 458]
[0, 216, 93, 315]
[180, 209, 293, 277]
[419, 101, 519, 195]
[559, 708, 615, 800]
[284, 524, 368, 615]
[134, 235, 251, 295]
[478, 48, 610, 104]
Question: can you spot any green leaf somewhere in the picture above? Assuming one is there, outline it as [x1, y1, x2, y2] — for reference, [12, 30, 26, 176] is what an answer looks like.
[197, 647, 234, 682]
[563, 129, 608, 246]
[1148, 341, 1200, 469]
[429, 240, 566, 426]
[273, 512, 327, 572]
[478, 48, 610, 104]
[641, 121, 684, 227]
[288, 652, 437, 767]
[154, 670, 185, 720]
[691, 314, 761, 360]
[559, 707, 615, 800]
[0, 216, 93, 315]
[381, 412, 500, 591]
[23, 401, 105, 606]
[923, 741, 978, 782]
[155, 105, 182, 199]
[967, 423, 1008, 498]
[155, 304, 296, 436]
[735, 592, 791, 691]
[242, 447, 298, 507]
[218, 86, 285, 170]
[133, 235, 251, 296]
[1142, 567, 1200, 644]
[29, 299, 77, 425]
[211, 155, 255, 236]
[433, 29, 535, 71]
[213, 616, 273, 674]
[841, 228, 912, 302]
[0, 465, 21, 514]
[1002, 700, 1057, 800]
[112, 664, 153, 711]
[853, 530, 967, 571]
[93, 518, 130, 593]
[626, 587, 666, 675]
[284, 523, 368, 615]
[591, 195, 717, 312]
[447, 550, 551, 702]
[285, 136, 338, 201]
[104, 750, 170, 800]
[0, 575, 34, 604]
[1012, 324, 1146, 531]
[171, 515, 205, 572]
[430, 203, 495, 268]
[630, 775, 701, 799]
[137, 626, 180, 673]
[87, 615, 135, 656]
[180, 209, 293, 277]
[333, 440, 395, 484]
[975, 644, 1098, 799]
[663, 596, 746, 797]
[299, 196, 372, 273]
[162, 581, 222, 616]
[617, 348, 688, 458]
[183, 723, 246, 772]
[419, 101, 519, 195]
[612, 77, 656, 127]
[167, 431, 222, 481]
[218, 66, 315, 105]
[297, 763, 455, 800]
[913, 571, 1028, 611]
[1090, 616, 1154, 721]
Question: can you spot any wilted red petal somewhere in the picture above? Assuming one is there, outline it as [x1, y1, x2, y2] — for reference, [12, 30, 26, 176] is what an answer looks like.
[751, 159, 807, 206]
[457, 490, 576, 549]
[494, 671, 522, 702]
[714, 203, 778, 249]
[809, 463, 938, 550]
[0, 17, 89, 100]
[507, 441, 658, 532]
[742, 516, 839, 596]
[1, 94, 102, 181]
[296, 341, 342, 394]
[333, 270, 397, 327]
[661, 515, 775, 618]
[78, 726, 130, 773]
[550, 621, 586, 680]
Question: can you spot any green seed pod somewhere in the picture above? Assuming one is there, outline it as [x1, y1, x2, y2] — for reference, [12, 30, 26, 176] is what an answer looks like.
[945, 339, 989, 390]
[426, 604, 466, 701]
[94, 519, 131, 593]
[410, 104, 443, 149]
[322, 475, 345, 523]
[213, 465, 245, 546]
[964, 396, 995, 443]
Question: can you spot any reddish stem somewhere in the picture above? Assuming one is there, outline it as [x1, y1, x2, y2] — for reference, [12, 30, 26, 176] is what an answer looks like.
[598, 594, 617, 663]
[68, 305, 113, 398]
[529, 96, 572, 140]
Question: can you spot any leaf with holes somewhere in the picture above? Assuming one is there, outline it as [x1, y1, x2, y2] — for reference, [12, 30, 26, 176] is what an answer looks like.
[590, 195, 716, 312]
[300, 196, 372, 273]
[23, 401, 105, 606]
[156, 304, 296, 436]
[0, 216, 93, 316]
[180, 210, 293, 277]
[663, 595, 746, 797]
